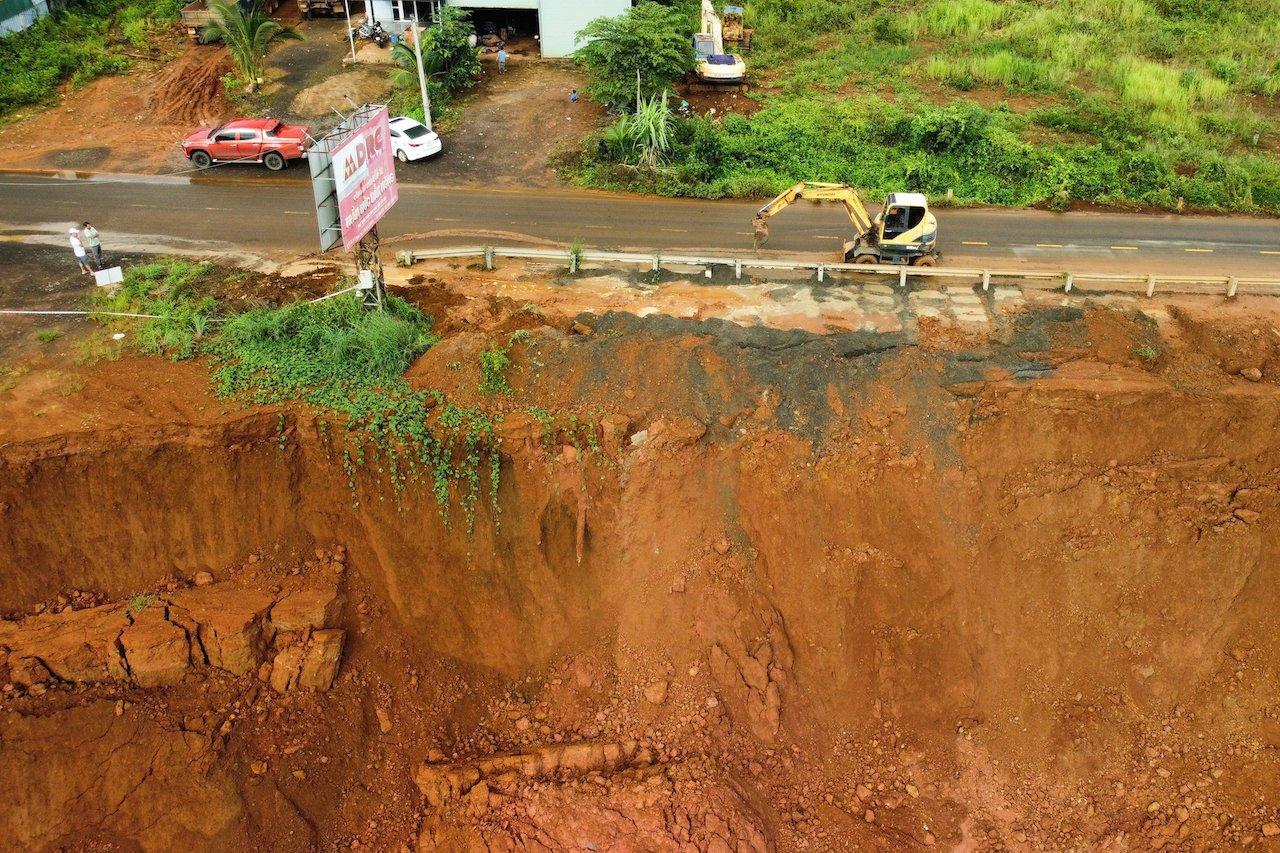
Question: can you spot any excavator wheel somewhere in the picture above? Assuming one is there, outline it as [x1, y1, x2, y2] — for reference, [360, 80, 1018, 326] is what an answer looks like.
[911, 255, 937, 267]
[854, 254, 879, 264]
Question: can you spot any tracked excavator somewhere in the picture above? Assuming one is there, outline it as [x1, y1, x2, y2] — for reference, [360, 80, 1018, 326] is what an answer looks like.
[695, 0, 746, 83]
[752, 182, 940, 265]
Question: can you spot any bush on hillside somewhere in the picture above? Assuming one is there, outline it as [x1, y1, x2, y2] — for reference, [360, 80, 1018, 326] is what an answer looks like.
[574, 1, 695, 111]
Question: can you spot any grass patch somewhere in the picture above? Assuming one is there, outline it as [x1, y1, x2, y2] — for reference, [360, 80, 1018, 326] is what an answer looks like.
[907, 0, 1011, 39]
[35, 329, 61, 343]
[90, 259, 218, 359]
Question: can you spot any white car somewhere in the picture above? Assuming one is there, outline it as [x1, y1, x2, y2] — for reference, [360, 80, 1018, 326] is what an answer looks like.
[389, 116, 442, 162]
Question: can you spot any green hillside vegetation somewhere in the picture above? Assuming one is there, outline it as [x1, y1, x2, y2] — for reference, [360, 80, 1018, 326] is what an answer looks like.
[570, 0, 1280, 212]
[0, 0, 185, 115]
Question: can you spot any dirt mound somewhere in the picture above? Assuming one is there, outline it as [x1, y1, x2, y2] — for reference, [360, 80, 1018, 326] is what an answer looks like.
[149, 45, 234, 125]
[288, 68, 391, 118]
[2, 284, 1280, 849]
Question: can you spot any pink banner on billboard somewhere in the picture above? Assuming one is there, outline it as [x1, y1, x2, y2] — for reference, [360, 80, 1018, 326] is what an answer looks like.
[333, 107, 398, 251]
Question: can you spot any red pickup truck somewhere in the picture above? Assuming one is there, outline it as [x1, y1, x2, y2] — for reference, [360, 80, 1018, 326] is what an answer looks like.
[181, 118, 310, 171]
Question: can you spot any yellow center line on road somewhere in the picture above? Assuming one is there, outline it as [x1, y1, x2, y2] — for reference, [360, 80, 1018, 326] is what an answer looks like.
[1261, 250, 1280, 255]
[1035, 242, 1065, 248]
[661, 228, 688, 233]
[1184, 248, 1213, 253]
[582, 225, 611, 230]
[1110, 245, 1138, 251]
[961, 240, 988, 246]
[433, 217, 461, 222]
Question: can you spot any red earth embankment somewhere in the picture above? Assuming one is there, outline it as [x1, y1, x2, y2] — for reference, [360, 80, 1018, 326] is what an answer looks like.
[2, 294, 1279, 849]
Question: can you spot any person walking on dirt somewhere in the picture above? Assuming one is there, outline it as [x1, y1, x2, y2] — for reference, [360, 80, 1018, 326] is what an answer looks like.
[497, 47, 508, 73]
[68, 227, 93, 275]
[81, 222, 102, 267]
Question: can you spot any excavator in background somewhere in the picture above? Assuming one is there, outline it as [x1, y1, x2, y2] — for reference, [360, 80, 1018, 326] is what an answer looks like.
[752, 182, 940, 265]
[722, 5, 750, 50]
[695, 0, 746, 83]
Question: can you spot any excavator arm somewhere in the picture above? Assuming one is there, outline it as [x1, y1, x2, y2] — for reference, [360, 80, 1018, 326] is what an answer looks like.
[752, 182, 875, 248]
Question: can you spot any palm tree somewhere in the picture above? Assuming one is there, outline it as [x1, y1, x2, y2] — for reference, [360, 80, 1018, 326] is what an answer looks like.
[389, 41, 444, 92]
[202, 0, 303, 92]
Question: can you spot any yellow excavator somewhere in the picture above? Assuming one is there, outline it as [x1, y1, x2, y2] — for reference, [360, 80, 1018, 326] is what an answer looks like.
[752, 182, 940, 265]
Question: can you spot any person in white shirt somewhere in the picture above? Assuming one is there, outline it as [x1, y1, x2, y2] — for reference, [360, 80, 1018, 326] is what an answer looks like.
[69, 227, 93, 275]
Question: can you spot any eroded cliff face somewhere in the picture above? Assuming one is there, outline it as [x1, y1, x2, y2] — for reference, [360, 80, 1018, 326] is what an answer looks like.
[2, 304, 1279, 850]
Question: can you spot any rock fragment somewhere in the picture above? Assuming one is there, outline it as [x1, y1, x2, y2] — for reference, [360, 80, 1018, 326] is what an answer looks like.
[119, 606, 190, 687]
[270, 582, 343, 633]
[644, 681, 669, 705]
[297, 630, 345, 690]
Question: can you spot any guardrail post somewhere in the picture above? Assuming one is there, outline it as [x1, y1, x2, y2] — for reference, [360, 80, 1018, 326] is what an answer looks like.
[396, 250, 414, 267]
[652, 255, 661, 273]
[483, 246, 494, 271]
[1146, 274, 1156, 298]
[817, 264, 826, 283]
[898, 267, 907, 289]
[982, 270, 991, 292]
[569, 249, 578, 274]
[735, 260, 742, 280]
[1227, 276, 1238, 299]
[1064, 273, 1074, 293]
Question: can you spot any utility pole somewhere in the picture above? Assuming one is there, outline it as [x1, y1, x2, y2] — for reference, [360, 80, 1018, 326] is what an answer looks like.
[343, 0, 356, 61]
[411, 9, 433, 131]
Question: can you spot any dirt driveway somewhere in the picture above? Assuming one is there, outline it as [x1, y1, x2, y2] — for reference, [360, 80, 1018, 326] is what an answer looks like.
[398, 58, 604, 188]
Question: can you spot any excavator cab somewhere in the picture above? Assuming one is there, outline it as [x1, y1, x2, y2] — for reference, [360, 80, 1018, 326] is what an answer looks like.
[867, 193, 937, 265]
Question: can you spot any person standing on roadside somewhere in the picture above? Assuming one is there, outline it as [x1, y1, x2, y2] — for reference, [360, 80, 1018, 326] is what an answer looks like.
[497, 47, 508, 73]
[69, 227, 93, 275]
[81, 221, 102, 267]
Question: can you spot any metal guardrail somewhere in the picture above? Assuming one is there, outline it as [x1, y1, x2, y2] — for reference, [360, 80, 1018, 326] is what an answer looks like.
[398, 246, 1280, 299]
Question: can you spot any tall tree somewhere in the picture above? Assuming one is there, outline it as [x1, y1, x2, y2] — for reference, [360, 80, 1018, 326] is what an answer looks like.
[202, 0, 302, 92]
[574, 2, 695, 111]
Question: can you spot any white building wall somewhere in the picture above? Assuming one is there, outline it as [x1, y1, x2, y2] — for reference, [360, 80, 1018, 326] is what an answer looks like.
[532, 0, 628, 58]
[366, 0, 631, 59]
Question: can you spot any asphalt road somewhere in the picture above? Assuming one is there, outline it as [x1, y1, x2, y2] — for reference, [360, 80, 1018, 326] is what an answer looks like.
[2, 171, 1278, 275]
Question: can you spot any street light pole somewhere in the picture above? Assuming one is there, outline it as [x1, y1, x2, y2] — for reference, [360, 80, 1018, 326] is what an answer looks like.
[411, 8, 433, 131]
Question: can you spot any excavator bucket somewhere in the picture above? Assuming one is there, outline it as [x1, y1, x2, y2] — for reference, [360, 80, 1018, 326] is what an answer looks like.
[752, 215, 771, 247]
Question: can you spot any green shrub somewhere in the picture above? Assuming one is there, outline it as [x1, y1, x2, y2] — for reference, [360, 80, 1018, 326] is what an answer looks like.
[207, 293, 436, 402]
[574, 2, 695, 111]
[478, 346, 512, 395]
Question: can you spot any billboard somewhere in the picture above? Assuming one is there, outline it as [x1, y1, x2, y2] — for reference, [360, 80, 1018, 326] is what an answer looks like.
[307, 104, 398, 253]
[333, 107, 397, 251]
